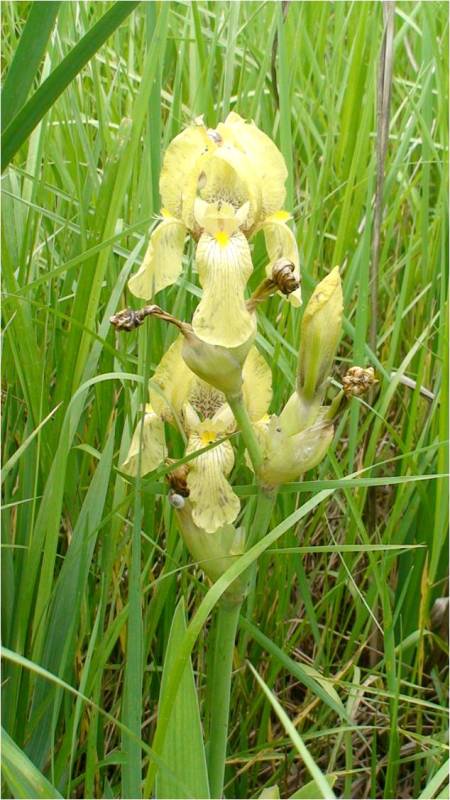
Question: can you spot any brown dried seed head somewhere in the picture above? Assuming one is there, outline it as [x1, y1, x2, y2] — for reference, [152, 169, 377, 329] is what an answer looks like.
[342, 366, 378, 397]
[110, 308, 145, 331]
[271, 258, 300, 295]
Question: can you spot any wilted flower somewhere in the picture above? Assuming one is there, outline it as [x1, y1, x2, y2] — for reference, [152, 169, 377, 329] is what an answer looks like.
[342, 366, 378, 397]
[128, 112, 301, 349]
[122, 337, 272, 533]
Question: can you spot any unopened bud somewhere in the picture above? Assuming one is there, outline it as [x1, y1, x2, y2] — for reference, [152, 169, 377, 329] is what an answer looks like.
[258, 416, 334, 486]
[298, 267, 343, 402]
[175, 501, 248, 603]
[342, 366, 378, 397]
[181, 331, 254, 400]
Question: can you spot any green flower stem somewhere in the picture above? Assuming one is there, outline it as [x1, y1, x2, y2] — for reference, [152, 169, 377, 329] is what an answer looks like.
[226, 393, 263, 474]
[207, 600, 241, 799]
[206, 395, 276, 797]
[206, 489, 276, 799]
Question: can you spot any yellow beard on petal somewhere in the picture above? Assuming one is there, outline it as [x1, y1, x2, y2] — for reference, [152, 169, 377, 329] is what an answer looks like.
[215, 231, 230, 247]
[200, 430, 218, 445]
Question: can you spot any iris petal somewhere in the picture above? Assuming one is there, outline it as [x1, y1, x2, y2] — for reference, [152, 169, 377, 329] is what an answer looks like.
[193, 229, 256, 348]
[218, 112, 288, 219]
[159, 124, 214, 219]
[187, 435, 240, 533]
[128, 216, 186, 300]
[149, 336, 194, 422]
[121, 407, 166, 476]
[242, 347, 273, 421]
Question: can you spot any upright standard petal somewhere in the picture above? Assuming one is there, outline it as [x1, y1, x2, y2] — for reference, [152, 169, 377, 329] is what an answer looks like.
[182, 149, 260, 232]
[186, 425, 240, 533]
[121, 407, 166, 477]
[260, 212, 302, 306]
[219, 112, 288, 221]
[159, 123, 214, 219]
[128, 215, 186, 300]
[149, 335, 194, 422]
[193, 213, 256, 348]
[242, 347, 273, 421]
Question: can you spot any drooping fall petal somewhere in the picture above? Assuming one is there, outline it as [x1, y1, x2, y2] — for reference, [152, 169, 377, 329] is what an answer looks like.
[149, 335, 194, 422]
[193, 205, 256, 348]
[121, 406, 166, 477]
[186, 426, 240, 533]
[128, 214, 186, 300]
[242, 347, 273, 421]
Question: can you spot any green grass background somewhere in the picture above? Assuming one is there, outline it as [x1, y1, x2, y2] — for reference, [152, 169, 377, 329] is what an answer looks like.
[1, 1, 448, 798]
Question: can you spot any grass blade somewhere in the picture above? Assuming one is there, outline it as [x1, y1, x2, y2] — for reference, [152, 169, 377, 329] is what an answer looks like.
[1, 1, 141, 171]
[1, 727, 62, 800]
[247, 663, 336, 800]
[156, 599, 210, 799]
[1, 2, 61, 130]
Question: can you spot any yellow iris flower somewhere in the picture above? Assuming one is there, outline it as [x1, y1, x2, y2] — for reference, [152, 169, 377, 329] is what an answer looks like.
[122, 336, 272, 533]
[128, 112, 301, 349]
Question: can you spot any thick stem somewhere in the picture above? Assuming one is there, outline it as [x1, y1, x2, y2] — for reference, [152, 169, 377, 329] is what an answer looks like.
[208, 600, 241, 799]
[226, 393, 263, 474]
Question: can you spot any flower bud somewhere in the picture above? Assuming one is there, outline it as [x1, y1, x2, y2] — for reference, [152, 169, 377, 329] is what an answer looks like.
[174, 501, 247, 603]
[256, 415, 334, 486]
[181, 329, 254, 400]
[297, 267, 343, 402]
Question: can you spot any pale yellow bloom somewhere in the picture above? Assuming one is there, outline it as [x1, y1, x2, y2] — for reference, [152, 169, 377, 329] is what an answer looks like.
[128, 213, 186, 299]
[186, 419, 239, 532]
[192, 200, 256, 347]
[121, 337, 272, 533]
[127, 112, 301, 348]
